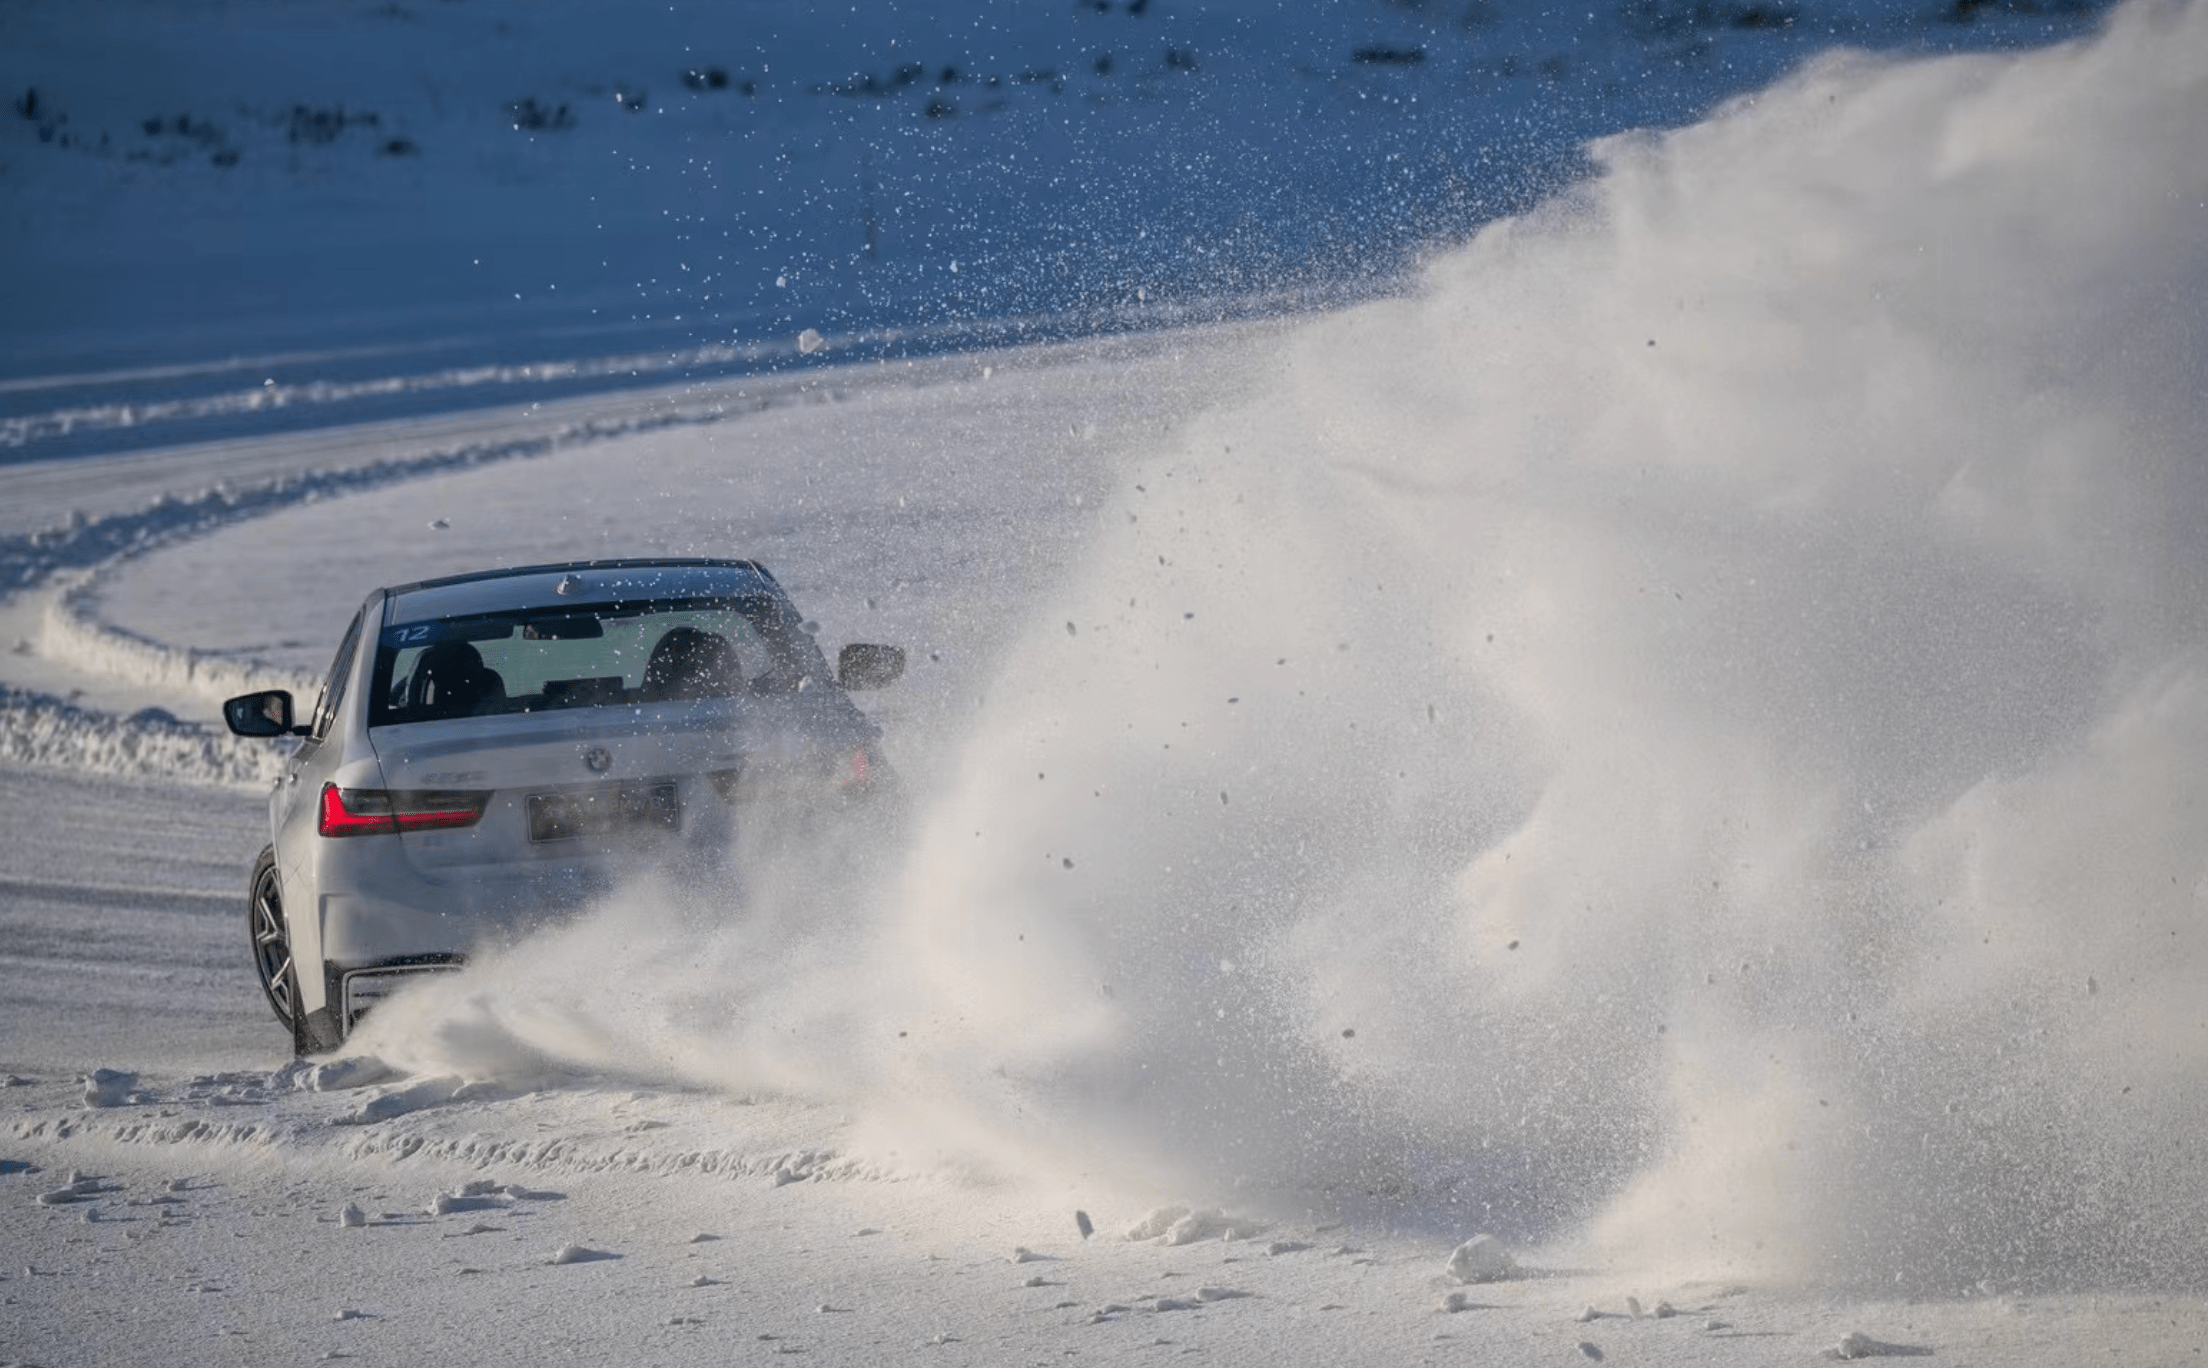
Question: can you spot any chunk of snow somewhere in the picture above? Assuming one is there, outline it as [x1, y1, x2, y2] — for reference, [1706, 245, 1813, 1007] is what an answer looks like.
[338, 1202, 367, 1228]
[1160, 1208, 1236, 1245]
[1445, 1233, 1515, 1284]
[549, 1244, 615, 1265]
[1125, 1206, 1190, 1240]
[308, 1057, 394, 1092]
[344, 1075, 461, 1123]
[82, 1067, 135, 1107]
[1831, 1330, 1913, 1359]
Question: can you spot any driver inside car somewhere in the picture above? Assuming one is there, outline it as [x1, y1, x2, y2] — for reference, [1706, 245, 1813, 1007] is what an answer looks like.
[410, 639, 507, 719]
[638, 626, 743, 701]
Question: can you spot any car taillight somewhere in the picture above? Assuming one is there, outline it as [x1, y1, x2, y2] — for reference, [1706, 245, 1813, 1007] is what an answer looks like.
[318, 783, 490, 837]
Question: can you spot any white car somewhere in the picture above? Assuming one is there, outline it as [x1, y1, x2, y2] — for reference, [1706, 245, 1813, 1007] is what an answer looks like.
[224, 558, 903, 1054]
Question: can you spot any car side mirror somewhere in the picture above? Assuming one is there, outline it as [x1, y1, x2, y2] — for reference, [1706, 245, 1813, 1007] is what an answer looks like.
[224, 689, 308, 738]
[837, 643, 906, 691]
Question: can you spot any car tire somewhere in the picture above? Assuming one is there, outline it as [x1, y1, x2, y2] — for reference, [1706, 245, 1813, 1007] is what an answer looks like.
[248, 846, 297, 1028]
[249, 847, 349, 1056]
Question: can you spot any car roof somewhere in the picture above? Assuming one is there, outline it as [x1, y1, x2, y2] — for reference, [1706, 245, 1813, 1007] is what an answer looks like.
[382, 559, 785, 623]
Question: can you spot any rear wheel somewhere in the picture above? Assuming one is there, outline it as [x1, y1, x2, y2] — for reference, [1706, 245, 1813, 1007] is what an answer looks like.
[247, 847, 297, 1028]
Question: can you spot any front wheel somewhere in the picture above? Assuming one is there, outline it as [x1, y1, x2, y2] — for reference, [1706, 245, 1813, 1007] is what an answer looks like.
[247, 846, 297, 1028]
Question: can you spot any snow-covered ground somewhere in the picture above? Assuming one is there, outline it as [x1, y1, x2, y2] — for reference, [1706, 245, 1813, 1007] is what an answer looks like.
[7, 0, 2208, 1363]
[2, 0, 2108, 457]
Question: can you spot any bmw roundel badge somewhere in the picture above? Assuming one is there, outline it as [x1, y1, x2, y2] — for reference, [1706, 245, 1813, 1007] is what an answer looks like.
[583, 746, 613, 773]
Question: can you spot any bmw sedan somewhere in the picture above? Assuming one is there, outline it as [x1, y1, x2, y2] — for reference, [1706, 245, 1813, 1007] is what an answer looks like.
[223, 558, 904, 1054]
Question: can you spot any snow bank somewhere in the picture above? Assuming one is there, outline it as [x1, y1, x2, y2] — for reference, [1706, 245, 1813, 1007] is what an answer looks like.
[42, 572, 319, 704]
[0, 683, 283, 786]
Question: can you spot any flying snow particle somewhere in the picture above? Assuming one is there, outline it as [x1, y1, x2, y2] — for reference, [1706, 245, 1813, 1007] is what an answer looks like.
[796, 328, 826, 355]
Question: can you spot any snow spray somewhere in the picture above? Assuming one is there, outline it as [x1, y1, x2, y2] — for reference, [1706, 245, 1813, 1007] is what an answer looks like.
[362, 0, 2208, 1294]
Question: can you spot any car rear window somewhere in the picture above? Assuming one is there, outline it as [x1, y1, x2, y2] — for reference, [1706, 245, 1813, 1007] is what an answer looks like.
[368, 595, 824, 727]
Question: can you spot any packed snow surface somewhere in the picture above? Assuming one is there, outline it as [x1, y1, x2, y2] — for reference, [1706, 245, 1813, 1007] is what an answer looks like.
[5, 0, 2208, 1363]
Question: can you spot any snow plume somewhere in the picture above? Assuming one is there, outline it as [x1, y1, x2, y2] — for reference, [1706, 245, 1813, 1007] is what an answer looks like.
[874, 0, 2208, 1289]
[363, 0, 2208, 1293]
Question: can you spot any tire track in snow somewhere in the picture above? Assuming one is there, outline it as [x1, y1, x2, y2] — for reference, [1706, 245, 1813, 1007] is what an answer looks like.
[0, 877, 234, 913]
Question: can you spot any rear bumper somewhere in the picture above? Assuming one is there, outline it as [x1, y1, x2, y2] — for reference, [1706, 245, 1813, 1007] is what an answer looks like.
[326, 957, 466, 1033]
[316, 872, 611, 965]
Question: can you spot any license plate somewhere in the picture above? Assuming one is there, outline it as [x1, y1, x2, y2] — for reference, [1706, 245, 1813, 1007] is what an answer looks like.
[527, 781, 681, 842]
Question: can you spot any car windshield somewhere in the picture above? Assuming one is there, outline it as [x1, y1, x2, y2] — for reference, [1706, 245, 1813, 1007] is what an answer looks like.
[367, 595, 824, 727]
